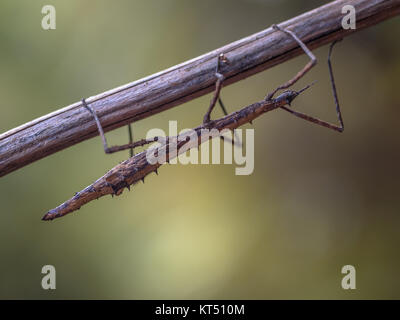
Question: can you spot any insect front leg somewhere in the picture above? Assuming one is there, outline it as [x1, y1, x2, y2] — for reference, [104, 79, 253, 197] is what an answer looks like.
[265, 24, 317, 101]
[280, 40, 345, 132]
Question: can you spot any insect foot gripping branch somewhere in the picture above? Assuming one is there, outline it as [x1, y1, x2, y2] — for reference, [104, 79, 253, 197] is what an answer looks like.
[42, 89, 306, 221]
[42, 25, 345, 221]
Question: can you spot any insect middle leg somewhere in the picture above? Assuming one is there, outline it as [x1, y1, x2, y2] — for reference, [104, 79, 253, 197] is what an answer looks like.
[82, 99, 162, 155]
[127, 123, 134, 157]
[203, 53, 230, 125]
[202, 54, 242, 146]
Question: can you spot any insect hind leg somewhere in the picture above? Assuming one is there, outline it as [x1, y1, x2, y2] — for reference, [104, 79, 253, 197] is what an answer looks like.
[82, 99, 160, 155]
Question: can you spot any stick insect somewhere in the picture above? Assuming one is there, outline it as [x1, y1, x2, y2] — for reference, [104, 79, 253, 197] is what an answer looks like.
[42, 24, 344, 221]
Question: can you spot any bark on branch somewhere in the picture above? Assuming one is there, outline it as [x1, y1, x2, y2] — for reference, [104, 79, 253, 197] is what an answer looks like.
[1, 0, 399, 177]
[42, 91, 295, 220]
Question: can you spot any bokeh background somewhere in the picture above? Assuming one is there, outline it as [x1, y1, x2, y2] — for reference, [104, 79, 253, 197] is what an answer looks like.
[0, 0, 399, 299]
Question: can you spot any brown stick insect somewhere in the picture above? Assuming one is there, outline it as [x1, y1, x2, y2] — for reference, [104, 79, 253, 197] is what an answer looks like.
[42, 24, 345, 221]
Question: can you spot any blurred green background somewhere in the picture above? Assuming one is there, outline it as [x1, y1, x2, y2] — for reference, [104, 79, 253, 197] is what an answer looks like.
[0, 0, 399, 299]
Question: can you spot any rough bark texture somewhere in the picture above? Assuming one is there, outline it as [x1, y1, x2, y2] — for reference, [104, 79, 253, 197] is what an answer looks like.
[42, 92, 288, 220]
[1, 0, 399, 177]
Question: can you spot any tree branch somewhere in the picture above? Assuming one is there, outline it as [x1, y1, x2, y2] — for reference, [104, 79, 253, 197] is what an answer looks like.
[1, 0, 399, 177]
[42, 91, 296, 220]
